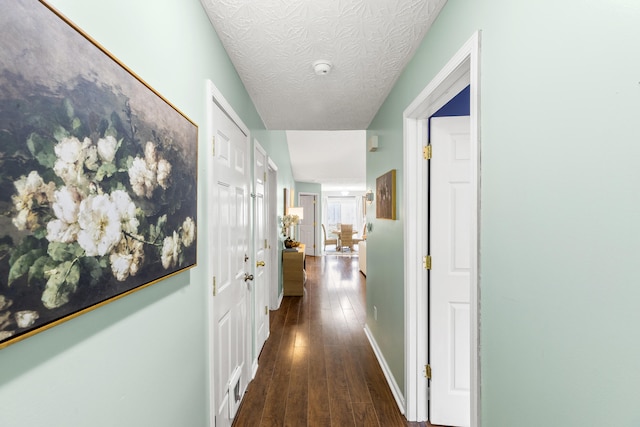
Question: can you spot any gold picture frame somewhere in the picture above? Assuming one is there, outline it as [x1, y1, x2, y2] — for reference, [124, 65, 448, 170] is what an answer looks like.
[376, 169, 396, 220]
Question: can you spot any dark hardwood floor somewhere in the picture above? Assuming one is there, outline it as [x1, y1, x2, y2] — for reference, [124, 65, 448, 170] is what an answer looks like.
[232, 254, 441, 427]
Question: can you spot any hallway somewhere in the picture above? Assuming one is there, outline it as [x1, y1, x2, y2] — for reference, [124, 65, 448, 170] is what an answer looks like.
[232, 255, 439, 427]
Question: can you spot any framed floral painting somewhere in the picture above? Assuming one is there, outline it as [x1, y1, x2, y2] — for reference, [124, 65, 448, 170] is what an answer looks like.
[0, 0, 198, 348]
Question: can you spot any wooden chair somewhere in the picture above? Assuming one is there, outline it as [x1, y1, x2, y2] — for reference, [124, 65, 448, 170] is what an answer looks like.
[339, 224, 354, 252]
[322, 224, 337, 251]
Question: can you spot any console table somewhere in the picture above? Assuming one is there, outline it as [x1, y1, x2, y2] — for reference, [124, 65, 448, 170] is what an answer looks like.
[282, 244, 306, 296]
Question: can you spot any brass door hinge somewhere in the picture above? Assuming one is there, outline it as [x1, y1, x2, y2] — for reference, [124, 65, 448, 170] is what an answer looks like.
[213, 276, 217, 296]
[425, 364, 432, 379]
[423, 145, 432, 160]
[212, 136, 216, 157]
[264, 239, 268, 249]
[265, 306, 269, 315]
[423, 255, 432, 270]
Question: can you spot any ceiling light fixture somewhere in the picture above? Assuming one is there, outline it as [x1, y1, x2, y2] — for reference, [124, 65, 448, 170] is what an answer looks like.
[313, 60, 332, 76]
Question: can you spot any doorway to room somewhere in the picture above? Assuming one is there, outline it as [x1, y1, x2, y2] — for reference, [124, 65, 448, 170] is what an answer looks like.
[298, 193, 318, 256]
[403, 32, 480, 425]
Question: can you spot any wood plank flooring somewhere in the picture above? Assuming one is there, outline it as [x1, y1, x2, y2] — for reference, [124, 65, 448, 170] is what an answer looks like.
[232, 255, 441, 427]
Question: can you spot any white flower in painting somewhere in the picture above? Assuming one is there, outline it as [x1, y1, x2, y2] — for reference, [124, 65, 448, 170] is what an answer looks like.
[51, 186, 81, 224]
[109, 236, 145, 281]
[144, 141, 158, 167]
[110, 250, 131, 281]
[128, 156, 157, 198]
[12, 171, 43, 212]
[15, 310, 39, 328]
[11, 168, 53, 231]
[12, 209, 30, 231]
[181, 217, 195, 248]
[46, 186, 82, 243]
[11, 171, 56, 232]
[77, 194, 122, 256]
[53, 137, 90, 188]
[12, 171, 50, 231]
[53, 159, 82, 188]
[54, 136, 85, 164]
[128, 141, 173, 197]
[161, 231, 181, 269]
[111, 189, 139, 234]
[46, 219, 80, 243]
[97, 135, 118, 163]
[156, 158, 172, 189]
[25, 170, 44, 190]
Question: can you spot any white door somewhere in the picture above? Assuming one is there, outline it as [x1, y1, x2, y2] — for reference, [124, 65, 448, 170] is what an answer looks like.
[253, 143, 269, 355]
[209, 90, 252, 427]
[298, 194, 317, 256]
[267, 163, 280, 310]
[430, 116, 471, 426]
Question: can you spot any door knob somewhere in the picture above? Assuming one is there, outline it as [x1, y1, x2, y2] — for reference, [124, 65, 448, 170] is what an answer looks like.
[244, 273, 254, 282]
[256, 261, 265, 267]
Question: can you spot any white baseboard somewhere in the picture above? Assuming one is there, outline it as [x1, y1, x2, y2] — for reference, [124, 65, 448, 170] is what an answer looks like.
[364, 324, 406, 414]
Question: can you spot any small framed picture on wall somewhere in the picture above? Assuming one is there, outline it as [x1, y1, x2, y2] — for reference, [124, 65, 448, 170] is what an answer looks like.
[376, 169, 396, 220]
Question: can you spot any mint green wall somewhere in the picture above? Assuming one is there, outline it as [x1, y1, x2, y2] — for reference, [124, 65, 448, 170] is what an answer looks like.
[364, 133, 405, 390]
[0, 1, 292, 426]
[367, 0, 640, 425]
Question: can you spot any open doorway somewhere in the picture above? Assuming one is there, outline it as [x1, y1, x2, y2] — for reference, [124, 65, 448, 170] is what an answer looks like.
[403, 32, 481, 425]
[298, 193, 318, 256]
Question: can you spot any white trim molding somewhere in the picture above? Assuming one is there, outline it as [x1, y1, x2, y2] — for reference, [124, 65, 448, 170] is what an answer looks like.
[403, 31, 481, 426]
[364, 325, 406, 414]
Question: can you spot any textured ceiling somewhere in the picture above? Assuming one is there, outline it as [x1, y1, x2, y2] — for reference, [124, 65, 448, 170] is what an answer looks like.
[200, 0, 447, 130]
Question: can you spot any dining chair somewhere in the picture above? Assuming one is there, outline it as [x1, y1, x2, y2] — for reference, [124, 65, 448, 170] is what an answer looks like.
[339, 224, 354, 252]
[352, 223, 367, 245]
[322, 224, 338, 251]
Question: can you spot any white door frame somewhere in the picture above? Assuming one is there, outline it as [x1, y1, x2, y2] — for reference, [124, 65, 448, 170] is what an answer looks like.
[298, 192, 319, 256]
[403, 31, 481, 425]
[267, 158, 280, 310]
[205, 79, 252, 427]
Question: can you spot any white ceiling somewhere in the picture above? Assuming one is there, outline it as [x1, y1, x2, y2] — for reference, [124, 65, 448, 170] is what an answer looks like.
[286, 130, 366, 192]
[200, 0, 446, 189]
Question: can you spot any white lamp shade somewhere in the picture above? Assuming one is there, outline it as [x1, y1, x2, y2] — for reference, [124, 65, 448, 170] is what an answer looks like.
[287, 206, 304, 220]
